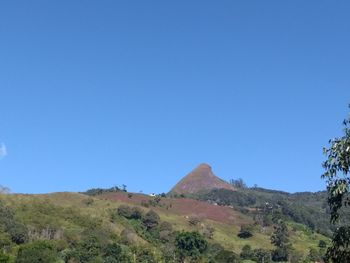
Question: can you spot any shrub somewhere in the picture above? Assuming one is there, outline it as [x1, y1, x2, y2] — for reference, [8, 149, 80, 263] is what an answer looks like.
[142, 210, 160, 230]
[214, 250, 240, 263]
[240, 245, 253, 260]
[120, 228, 138, 245]
[117, 205, 143, 220]
[77, 235, 102, 262]
[175, 231, 207, 262]
[82, 198, 94, 206]
[0, 252, 10, 263]
[237, 225, 253, 239]
[318, 239, 327, 248]
[117, 205, 133, 218]
[130, 207, 143, 220]
[131, 246, 157, 263]
[253, 248, 272, 263]
[271, 247, 289, 262]
[159, 221, 173, 232]
[202, 225, 215, 239]
[188, 216, 201, 226]
[141, 201, 149, 208]
[15, 240, 58, 263]
[0, 202, 28, 244]
[102, 243, 131, 262]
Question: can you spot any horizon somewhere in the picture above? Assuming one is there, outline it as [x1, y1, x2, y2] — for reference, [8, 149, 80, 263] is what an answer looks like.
[1, 1, 350, 195]
[2, 161, 329, 195]
[0, 161, 334, 195]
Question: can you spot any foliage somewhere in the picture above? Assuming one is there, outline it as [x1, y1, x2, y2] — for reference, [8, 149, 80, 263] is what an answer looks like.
[319, 239, 327, 248]
[0, 202, 28, 244]
[0, 188, 331, 262]
[307, 247, 322, 262]
[15, 240, 58, 263]
[271, 219, 290, 262]
[214, 249, 240, 263]
[326, 226, 350, 263]
[237, 224, 253, 239]
[253, 248, 271, 263]
[197, 188, 256, 207]
[322, 106, 350, 262]
[77, 235, 102, 262]
[196, 187, 337, 237]
[159, 221, 174, 242]
[322, 108, 350, 223]
[175, 231, 207, 262]
[82, 197, 94, 206]
[229, 178, 247, 188]
[188, 216, 201, 226]
[240, 244, 253, 260]
[130, 246, 157, 263]
[0, 252, 9, 263]
[83, 186, 123, 196]
[142, 210, 160, 230]
[117, 205, 143, 220]
[102, 243, 131, 263]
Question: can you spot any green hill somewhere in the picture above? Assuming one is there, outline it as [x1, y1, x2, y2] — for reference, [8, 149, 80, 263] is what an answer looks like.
[0, 189, 329, 263]
[0, 164, 334, 262]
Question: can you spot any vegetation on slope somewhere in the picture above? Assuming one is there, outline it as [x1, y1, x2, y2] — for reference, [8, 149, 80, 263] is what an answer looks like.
[0, 187, 332, 263]
[193, 186, 339, 238]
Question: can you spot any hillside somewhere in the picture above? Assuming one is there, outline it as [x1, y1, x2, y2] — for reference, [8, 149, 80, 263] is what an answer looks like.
[0, 189, 329, 263]
[0, 163, 335, 262]
[193, 188, 333, 236]
[169, 163, 235, 195]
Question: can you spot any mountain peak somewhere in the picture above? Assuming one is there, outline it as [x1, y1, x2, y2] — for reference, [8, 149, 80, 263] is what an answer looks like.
[169, 163, 235, 194]
[197, 163, 212, 169]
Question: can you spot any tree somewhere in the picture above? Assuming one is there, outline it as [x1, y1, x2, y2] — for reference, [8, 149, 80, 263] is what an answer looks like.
[322, 106, 350, 262]
[102, 243, 131, 263]
[270, 219, 290, 262]
[0, 202, 28, 244]
[175, 231, 207, 263]
[78, 235, 102, 262]
[229, 178, 247, 188]
[15, 240, 58, 263]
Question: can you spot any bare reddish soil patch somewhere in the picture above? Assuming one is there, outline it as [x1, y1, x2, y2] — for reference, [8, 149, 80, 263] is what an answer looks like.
[99, 192, 247, 225]
[162, 198, 246, 225]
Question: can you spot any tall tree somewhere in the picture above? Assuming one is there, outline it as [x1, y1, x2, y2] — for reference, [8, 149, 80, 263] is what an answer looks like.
[270, 219, 290, 262]
[322, 105, 350, 262]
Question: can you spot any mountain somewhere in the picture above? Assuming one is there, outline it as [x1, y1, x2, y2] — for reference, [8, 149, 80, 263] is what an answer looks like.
[169, 163, 235, 195]
[0, 189, 328, 262]
[0, 164, 332, 262]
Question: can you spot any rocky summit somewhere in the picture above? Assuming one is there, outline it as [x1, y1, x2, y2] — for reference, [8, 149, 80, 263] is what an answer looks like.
[169, 163, 235, 194]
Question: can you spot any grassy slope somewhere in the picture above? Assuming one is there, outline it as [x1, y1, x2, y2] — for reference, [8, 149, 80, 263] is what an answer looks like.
[0, 191, 328, 258]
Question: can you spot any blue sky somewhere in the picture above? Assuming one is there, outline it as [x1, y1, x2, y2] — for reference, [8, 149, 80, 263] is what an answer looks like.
[0, 1, 349, 194]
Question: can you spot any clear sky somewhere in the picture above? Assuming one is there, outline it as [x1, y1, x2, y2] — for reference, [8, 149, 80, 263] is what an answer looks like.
[1, 1, 349, 194]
